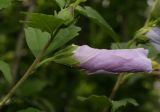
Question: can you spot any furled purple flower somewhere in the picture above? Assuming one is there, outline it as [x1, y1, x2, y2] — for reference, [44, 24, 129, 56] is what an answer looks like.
[74, 45, 152, 73]
[145, 27, 160, 51]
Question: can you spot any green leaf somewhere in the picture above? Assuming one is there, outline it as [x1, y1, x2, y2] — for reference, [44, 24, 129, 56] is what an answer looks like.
[0, 60, 12, 83]
[25, 27, 50, 57]
[111, 98, 138, 112]
[55, 0, 66, 8]
[18, 79, 47, 96]
[24, 13, 64, 33]
[0, 0, 12, 10]
[78, 95, 111, 112]
[76, 6, 120, 42]
[17, 107, 42, 112]
[47, 25, 81, 53]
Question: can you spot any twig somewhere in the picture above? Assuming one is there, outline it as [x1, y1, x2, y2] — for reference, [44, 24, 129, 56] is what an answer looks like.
[0, 37, 51, 108]
[102, 74, 125, 112]
[0, 25, 60, 108]
[12, 0, 35, 83]
[144, 0, 158, 27]
[109, 74, 125, 99]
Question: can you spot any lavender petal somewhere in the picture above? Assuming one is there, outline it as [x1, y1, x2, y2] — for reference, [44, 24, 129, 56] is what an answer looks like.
[74, 45, 152, 74]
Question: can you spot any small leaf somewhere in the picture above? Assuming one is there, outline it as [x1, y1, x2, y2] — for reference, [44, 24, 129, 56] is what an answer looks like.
[25, 27, 50, 57]
[17, 107, 42, 112]
[24, 13, 64, 33]
[0, 60, 12, 83]
[18, 79, 47, 96]
[47, 25, 81, 53]
[76, 6, 120, 42]
[0, 0, 12, 10]
[55, 0, 66, 8]
[78, 95, 111, 112]
[111, 98, 138, 112]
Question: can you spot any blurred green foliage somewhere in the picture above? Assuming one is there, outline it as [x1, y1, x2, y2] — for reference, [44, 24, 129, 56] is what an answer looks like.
[0, 0, 160, 112]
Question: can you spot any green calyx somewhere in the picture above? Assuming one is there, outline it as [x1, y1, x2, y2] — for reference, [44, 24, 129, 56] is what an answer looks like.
[38, 44, 79, 67]
[53, 44, 79, 66]
[152, 60, 160, 70]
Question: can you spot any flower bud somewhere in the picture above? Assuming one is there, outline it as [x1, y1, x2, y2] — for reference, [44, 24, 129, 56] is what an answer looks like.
[145, 27, 160, 51]
[74, 45, 152, 73]
[57, 7, 74, 25]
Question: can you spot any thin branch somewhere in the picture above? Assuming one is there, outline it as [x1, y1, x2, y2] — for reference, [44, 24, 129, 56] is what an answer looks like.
[12, 0, 36, 83]
[0, 25, 61, 108]
[144, 0, 159, 27]
[109, 74, 125, 99]
[103, 74, 125, 112]
[0, 37, 51, 108]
